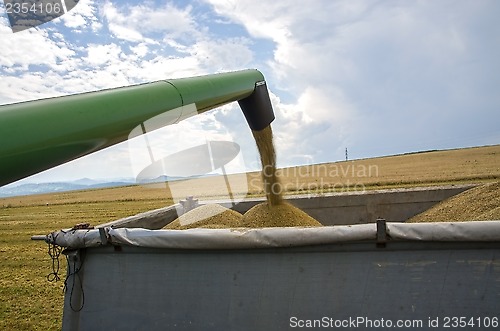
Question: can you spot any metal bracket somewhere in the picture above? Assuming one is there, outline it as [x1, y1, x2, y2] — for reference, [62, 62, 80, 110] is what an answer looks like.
[98, 227, 108, 245]
[376, 218, 387, 248]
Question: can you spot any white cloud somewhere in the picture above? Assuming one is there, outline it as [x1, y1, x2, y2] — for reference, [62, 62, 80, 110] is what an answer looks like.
[0, 28, 76, 71]
[0, 72, 61, 101]
[56, 0, 102, 31]
[84, 43, 123, 66]
[102, 2, 199, 43]
[132, 56, 202, 81]
[130, 43, 150, 58]
[268, 87, 356, 166]
[101, 2, 144, 42]
[206, 0, 292, 43]
[191, 37, 253, 71]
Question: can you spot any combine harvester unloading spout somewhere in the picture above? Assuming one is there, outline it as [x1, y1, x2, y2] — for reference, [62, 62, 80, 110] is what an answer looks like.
[0, 69, 274, 186]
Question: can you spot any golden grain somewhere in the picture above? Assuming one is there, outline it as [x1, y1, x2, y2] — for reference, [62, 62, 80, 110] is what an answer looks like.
[164, 204, 243, 229]
[408, 181, 500, 222]
[242, 202, 323, 227]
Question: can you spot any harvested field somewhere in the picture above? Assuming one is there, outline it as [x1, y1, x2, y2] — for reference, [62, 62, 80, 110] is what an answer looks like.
[268, 144, 500, 194]
[408, 181, 500, 222]
[164, 204, 243, 229]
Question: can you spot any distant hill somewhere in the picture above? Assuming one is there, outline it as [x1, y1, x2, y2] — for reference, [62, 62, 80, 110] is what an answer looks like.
[0, 174, 213, 198]
[0, 179, 135, 198]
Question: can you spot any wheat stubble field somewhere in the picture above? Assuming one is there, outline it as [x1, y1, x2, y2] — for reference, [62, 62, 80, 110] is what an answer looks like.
[0, 144, 499, 330]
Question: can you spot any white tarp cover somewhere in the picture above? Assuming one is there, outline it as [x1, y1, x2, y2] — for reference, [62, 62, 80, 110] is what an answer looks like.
[108, 225, 375, 249]
[48, 221, 500, 250]
[387, 221, 500, 241]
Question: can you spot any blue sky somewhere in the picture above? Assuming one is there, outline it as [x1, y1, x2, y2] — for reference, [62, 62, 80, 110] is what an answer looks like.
[1, 0, 499, 185]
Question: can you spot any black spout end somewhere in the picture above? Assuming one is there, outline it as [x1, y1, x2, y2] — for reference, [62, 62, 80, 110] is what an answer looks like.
[238, 81, 275, 131]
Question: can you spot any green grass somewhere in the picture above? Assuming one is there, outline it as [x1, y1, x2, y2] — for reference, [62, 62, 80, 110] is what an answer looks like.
[0, 144, 499, 329]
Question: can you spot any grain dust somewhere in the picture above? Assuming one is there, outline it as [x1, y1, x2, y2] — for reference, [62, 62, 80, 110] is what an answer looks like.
[251, 125, 283, 206]
[249, 125, 322, 227]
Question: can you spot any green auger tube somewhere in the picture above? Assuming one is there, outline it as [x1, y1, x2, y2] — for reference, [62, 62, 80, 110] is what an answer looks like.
[0, 69, 275, 186]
